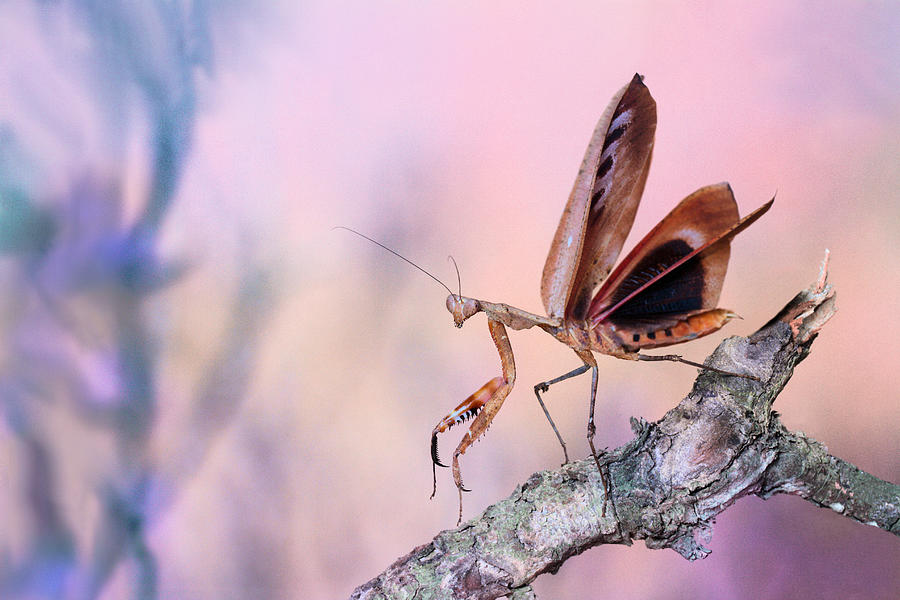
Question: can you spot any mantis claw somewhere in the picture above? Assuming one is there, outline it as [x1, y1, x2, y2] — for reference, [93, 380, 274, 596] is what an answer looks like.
[431, 433, 448, 468]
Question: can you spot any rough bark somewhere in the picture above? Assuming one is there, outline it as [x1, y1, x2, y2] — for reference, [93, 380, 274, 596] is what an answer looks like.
[350, 255, 900, 600]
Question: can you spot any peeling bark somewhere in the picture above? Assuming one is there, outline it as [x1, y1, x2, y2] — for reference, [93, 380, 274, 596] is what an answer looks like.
[351, 256, 899, 600]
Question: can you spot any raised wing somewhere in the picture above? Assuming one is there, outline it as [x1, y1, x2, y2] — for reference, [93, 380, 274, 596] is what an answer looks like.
[588, 183, 773, 323]
[540, 74, 657, 319]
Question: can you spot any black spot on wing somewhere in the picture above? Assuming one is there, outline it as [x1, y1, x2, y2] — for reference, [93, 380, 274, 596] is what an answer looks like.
[606, 238, 704, 319]
[602, 123, 627, 151]
[596, 155, 613, 180]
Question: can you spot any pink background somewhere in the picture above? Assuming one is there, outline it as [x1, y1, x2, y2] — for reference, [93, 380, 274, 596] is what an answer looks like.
[0, 2, 897, 599]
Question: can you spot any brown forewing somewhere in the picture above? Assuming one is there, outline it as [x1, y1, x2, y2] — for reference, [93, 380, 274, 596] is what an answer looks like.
[540, 73, 656, 319]
[563, 75, 658, 321]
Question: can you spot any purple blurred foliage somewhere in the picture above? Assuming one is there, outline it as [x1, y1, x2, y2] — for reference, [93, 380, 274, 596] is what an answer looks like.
[0, 2, 270, 599]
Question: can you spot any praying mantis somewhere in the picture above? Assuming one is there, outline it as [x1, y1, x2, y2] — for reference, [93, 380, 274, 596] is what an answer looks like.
[427, 74, 773, 523]
[341, 74, 772, 524]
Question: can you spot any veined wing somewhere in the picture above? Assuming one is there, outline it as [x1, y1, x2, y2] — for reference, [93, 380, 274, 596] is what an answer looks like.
[540, 74, 657, 320]
[589, 184, 772, 324]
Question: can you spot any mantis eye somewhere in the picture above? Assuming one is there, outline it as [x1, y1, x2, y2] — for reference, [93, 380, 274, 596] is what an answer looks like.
[446, 295, 478, 327]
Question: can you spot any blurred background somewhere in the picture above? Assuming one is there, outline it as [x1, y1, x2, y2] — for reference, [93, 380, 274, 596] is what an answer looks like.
[0, 1, 897, 599]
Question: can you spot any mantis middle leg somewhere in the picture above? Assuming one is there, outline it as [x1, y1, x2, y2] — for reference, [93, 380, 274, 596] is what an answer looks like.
[533, 363, 592, 464]
[533, 350, 611, 517]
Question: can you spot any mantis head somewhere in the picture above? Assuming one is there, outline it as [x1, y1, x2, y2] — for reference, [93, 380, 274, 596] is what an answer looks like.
[446, 295, 479, 328]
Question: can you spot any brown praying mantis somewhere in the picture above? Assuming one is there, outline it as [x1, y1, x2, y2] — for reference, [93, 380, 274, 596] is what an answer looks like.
[344, 74, 772, 524]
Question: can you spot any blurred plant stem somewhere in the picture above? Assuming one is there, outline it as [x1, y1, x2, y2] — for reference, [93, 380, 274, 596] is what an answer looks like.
[0, 3, 269, 599]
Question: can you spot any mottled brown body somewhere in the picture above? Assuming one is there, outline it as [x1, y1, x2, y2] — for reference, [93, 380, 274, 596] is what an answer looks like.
[432, 75, 772, 524]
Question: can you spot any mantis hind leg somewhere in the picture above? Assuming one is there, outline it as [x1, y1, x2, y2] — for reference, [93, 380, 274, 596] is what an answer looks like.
[638, 353, 759, 381]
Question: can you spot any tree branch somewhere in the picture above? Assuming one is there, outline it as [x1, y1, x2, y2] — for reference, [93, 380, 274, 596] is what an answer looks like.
[350, 254, 900, 600]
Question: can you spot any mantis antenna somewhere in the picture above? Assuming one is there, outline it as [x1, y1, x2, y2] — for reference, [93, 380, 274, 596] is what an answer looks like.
[334, 226, 458, 298]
